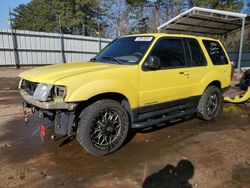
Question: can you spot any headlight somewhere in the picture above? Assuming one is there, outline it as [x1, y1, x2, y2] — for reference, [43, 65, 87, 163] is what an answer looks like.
[54, 86, 67, 98]
[33, 84, 53, 102]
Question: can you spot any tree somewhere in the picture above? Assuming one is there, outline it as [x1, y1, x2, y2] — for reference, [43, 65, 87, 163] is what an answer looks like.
[11, 0, 246, 38]
[160, 0, 182, 25]
[12, 0, 55, 32]
[74, 0, 100, 35]
[12, 0, 99, 35]
[190, 0, 243, 12]
[145, 0, 183, 32]
[126, 0, 150, 34]
[100, 0, 128, 38]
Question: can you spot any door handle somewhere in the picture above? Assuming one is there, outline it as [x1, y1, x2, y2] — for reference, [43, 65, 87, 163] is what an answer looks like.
[179, 72, 190, 76]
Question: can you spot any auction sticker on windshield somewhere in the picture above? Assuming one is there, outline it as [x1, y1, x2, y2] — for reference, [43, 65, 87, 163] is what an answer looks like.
[135, 37, 153, 41]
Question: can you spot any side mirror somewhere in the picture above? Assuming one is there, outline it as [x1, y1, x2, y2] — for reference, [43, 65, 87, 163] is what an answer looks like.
[145, 56, 160, 70]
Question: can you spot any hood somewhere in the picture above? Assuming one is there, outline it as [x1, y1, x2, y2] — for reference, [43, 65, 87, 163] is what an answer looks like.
[19, 62, 121, 84]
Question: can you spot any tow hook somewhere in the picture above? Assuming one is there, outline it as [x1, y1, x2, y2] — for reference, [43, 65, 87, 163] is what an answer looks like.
[51, 135, 57, 140]
[22, 102, 29, 125]
[22, 101, 35, 126]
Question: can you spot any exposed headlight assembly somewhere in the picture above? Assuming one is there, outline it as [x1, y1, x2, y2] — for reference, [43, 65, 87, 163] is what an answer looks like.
[33, 84, 53, 102]
[18, 79, 23, 89]
[54, 86, 67, 98]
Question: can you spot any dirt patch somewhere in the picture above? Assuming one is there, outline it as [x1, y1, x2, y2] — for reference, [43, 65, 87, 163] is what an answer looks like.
[0, 68, 30, 78]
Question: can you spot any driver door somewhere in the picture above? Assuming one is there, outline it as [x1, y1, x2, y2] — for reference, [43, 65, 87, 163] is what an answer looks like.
[139, 37, 192, 113]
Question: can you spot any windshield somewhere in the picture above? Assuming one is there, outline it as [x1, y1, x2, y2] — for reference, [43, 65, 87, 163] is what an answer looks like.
[93, 36, 154, 65]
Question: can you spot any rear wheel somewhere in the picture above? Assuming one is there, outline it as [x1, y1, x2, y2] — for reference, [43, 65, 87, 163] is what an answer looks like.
[76, 99, 129, 156]
[197, 86, 221, 121]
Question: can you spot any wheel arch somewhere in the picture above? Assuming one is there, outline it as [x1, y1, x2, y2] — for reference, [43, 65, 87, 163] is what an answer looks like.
[199, 80, 222, 97]
[207, 80, 221, 89]
[75, 92, 133, 123]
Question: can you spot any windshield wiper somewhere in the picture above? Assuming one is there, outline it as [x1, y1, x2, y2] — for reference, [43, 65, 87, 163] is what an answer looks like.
[101, 56, 123, 64]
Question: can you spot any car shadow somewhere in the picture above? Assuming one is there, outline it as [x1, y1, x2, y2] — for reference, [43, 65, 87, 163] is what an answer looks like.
[143, 159, 194, 188]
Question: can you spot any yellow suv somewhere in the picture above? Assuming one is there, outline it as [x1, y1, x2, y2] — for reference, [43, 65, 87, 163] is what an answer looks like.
[19, 33, 232, 156]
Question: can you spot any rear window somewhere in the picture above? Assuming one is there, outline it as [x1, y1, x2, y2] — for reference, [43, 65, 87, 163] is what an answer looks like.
[203, 40, 228, 65]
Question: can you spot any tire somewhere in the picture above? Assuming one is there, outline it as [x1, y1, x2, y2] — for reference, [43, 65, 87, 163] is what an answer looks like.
[76, 99, 129, 156]
[197, 86, 221, 121]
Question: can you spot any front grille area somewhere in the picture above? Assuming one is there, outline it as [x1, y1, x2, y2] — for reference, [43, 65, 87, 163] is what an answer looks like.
[21, 80, 38, 95]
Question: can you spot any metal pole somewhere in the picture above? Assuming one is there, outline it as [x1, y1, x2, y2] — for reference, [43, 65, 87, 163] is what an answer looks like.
[9, 7, 20, 68]
[98, 21, 101, 52]
[59, 16, 66, 63]
[237, 17, 245, 72]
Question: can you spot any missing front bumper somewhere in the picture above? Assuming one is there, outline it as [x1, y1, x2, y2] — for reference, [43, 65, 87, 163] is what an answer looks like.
[23, 101, 76, 136]
[20, 89, 77, 110]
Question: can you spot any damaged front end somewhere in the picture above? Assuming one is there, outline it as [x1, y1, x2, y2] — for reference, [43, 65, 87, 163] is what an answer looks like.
[20, 79, 77, 141]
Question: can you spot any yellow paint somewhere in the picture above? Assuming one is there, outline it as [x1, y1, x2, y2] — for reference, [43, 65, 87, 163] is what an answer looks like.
[19, 33, 232, 109]
[224, 87, 250, 103]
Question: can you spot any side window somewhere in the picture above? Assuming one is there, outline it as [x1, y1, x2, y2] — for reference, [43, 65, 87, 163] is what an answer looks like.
[203, 40, 228, 65]
[150, 38, 185, 68]
[187, 38, 207, 66]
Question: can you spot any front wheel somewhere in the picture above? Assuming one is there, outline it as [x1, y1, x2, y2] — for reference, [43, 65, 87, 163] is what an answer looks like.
[76, 99, 129, 156]
[197, 86, 221, 121]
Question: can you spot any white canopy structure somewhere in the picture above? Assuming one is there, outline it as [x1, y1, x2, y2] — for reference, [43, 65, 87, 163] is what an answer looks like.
[157, 7, 250, 70]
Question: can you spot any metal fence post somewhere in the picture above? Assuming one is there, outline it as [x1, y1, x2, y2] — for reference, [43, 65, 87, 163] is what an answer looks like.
[10, 30, 20, 68]
[9, 7, 20, 68]
[99, 36, 101, 52]
[60, 34, 66, 63]
[58, 15, 66, 64]
[237, 17, 245, 72]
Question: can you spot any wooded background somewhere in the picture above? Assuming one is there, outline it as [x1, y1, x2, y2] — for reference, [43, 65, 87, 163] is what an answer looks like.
[10, 0, 250, 50]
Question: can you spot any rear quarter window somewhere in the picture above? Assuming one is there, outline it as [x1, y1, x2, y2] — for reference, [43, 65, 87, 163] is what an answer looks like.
[203, 40, 228, 65]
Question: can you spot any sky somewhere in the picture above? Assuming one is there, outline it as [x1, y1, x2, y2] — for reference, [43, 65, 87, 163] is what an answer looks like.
[0, 0, 31, 28]
[0, 0, 249, 29]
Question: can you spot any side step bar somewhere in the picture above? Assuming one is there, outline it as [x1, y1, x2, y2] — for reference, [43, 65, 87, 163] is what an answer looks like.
[137, 104, 187, 122]
[132, 109, 197, 129]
